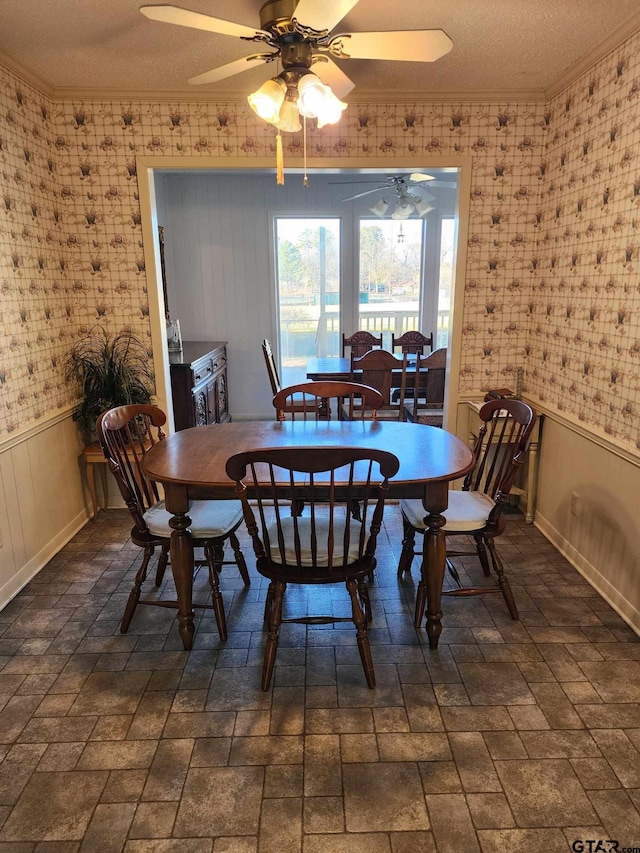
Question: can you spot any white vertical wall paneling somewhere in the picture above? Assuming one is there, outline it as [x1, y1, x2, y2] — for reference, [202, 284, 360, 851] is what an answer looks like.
[535, 418, 640, 634]
[0, 415, 90, 609]
[0, 454, 22, 579]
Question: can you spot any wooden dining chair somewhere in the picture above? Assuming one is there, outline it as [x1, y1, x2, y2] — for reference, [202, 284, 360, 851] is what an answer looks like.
[262, 338, 315, 416]
[262, 338, 281, 395]
[226, 446, 400, 689]
[98, 404, 250, 640]
[397, 399, 536, 626]
[273, 380, 384, 421]
[350, 348, 408, 420]
[342, 330, 383, 358]
[391, 330, 434, 355]
[403, 347, 447, 427]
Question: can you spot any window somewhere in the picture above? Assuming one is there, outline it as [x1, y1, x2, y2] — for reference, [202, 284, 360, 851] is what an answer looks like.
[275, 217, 341, 385]
[358, 218, 424, 349]
[273, 185, 457, 383]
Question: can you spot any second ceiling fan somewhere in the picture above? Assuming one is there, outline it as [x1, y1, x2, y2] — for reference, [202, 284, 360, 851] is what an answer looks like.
[342, 174, 446, 219]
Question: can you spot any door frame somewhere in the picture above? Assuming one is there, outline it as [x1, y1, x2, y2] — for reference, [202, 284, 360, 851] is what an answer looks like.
[137, 155, 472, 432]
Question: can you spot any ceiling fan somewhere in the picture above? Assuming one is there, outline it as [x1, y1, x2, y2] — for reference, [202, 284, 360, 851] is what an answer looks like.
[341, 174, 445, 218]
[139, 1, 454, 98]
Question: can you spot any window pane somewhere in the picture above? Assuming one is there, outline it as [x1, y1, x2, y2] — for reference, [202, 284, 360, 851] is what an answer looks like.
[275, 218, 340, 386]
[358, 219, 423, 349]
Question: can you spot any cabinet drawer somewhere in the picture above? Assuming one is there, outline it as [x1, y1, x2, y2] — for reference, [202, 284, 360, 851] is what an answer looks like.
[192, 357, 213, 385]
[211, 349, 227, 374]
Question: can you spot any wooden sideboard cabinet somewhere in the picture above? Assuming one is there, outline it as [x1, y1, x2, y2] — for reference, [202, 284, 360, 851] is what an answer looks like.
[169, 341, 230, 431]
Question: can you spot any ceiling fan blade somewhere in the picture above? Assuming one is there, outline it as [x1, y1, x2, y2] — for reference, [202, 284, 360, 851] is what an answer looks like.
[293, 0, 360, 32]
[187, 55, 272, 85]
[140, 5, 269, 40]
[409, 172, 435, 182]
[342, 187, 387, 202]
[331, 29, 453, 62]
[312, 57, 355, 98]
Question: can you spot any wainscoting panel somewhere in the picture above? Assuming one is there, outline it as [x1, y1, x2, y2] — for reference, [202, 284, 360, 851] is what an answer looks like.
[0, 413, 89, 609]
[535, 416, 640, 635]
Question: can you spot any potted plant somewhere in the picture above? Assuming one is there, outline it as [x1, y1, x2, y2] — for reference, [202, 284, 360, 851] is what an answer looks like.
[64, 327, 155, 442]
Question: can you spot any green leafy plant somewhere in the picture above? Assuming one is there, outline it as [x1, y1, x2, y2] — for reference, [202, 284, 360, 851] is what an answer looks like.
[64, 328, 155, 441]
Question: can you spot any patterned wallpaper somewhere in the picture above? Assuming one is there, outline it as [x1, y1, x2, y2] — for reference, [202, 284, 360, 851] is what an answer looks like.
[0, 70, 74, 433]
[0, 28, 638, 452]
[529, 32, 640, 450]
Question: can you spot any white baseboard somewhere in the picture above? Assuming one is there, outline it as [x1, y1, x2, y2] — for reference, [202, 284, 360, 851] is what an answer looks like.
[535, 513, 640, 637]
[0, 509, 89, 610]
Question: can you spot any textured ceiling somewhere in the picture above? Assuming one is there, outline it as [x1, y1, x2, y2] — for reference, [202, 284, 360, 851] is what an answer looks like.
[1, 0, 640, 98]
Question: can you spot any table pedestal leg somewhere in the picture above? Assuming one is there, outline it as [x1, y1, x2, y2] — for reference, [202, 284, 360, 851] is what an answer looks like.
[421, 511, 447, 649]
[169, 510, 195, 650]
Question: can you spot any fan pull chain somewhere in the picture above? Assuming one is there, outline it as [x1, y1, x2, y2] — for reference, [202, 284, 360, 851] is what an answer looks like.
[276, 129, 284, 186]
[303, 116, 308, 187]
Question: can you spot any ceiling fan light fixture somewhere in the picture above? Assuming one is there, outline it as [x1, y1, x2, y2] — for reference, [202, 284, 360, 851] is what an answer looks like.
[297, 73, 347, 126]
[391, 202, 413, 220]
[314, 87, 348, 128]
[247, 77, 286, 124]
[296, 72, 327, 117]
[276, 89, 302, 132]
[414, 198, 435, 216]
[369, 198, 390, 217]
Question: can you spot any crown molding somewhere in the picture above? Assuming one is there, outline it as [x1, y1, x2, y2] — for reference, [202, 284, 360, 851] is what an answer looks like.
[0, 49, 54, 98]
[545, 8, 640, 100]
[50, 85, 546, 105]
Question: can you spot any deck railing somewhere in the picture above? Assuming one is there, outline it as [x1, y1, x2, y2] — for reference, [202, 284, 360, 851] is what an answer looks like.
[281, 308, 449, 360]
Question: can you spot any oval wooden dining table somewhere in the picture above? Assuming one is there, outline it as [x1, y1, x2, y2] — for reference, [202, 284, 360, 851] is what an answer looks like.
[142, 419, 474, 652]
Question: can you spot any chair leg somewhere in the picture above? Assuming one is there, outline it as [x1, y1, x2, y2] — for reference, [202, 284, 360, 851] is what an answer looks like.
[154, 544, 169, 586]
[414, 570, 428, 629]
[358, 580, 372, 625]
[397, 517, 416, 578]
[263, 581, 275, 626]
[204, 543, 228, 641]
[347, 578, 375, 688]
[230, 531, 251, 587]
[486, 537, 519, 620]
[121, 546, 153, 633]
[262, 580, 285, 690]
[474, 534, 492, 577]
[366, 555, 376, 584]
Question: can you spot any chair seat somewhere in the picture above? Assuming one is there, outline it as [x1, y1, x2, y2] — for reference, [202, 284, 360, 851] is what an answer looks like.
[400, 490, 495, 533]
[404, 401, 444, 423]
[266, 514, 364, 566]
[144, 500, 243, 538]
[416, 411, 444, 427]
